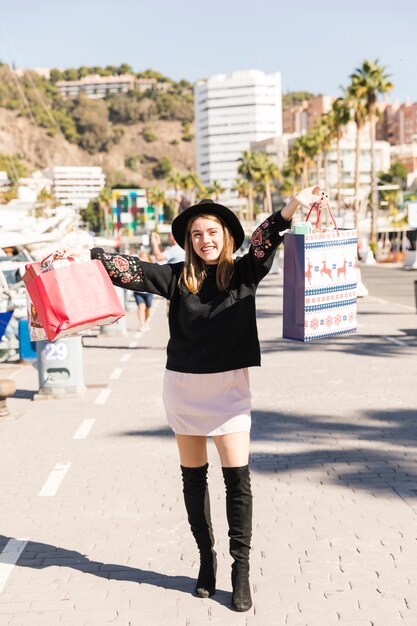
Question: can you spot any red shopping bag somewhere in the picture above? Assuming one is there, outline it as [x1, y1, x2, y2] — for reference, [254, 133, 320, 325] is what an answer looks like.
[23, 258, 125, 342]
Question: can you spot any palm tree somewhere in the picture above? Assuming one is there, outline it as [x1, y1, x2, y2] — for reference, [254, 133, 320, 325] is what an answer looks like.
[237, 151, 257, 221]
[36, 186, 55, 218]
[206, 179, 226, 201]
[308, 124, 327, 189]
[302, 134, 317, 186]
[167, 169, 183, 217]
[195, 184, 209, 201]
[232, 177, 250, 220]
[329, 98, 351, 211]
[317, 117, 335, 192]
[147, 186, 165, 227]
[97, 187, 113, 236]
[251, 152, 280, 213]
[279, 177, 295, 199]
[37, 186, 56, 208]
[346, 83, 368, 230]
[182, 171, 204, 205]
[350, 60, 393, 245]
[284, 143, 304, 192]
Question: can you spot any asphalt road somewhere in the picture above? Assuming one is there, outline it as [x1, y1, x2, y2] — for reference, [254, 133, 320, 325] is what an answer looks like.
[360, 263, 417, 310]
[0, 264, 416, 625]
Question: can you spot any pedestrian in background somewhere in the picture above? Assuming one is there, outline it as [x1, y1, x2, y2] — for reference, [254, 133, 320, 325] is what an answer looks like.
[150, 231, 185, 264]
[133, 251, 154, 331]
[91, 188, 317, 612]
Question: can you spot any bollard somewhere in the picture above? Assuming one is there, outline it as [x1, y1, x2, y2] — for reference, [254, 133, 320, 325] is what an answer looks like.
[0, 379, 16, 417]
[18, 319, 37, 361]
[357, 268, 369, 298]
[34, 336, 86, 400]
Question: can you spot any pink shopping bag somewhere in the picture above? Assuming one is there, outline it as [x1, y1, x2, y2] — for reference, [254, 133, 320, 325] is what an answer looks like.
[23, 255, 125, 342]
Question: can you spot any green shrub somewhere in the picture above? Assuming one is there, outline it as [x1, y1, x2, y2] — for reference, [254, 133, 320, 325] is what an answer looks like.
[152, 156, 173, 179]
[143, 127, 156, 142]
[125, 155, 138, 170]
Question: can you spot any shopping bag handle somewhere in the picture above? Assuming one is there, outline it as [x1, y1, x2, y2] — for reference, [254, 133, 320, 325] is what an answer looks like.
[305, 196, 339, 236]
[40, 249, 76, 270]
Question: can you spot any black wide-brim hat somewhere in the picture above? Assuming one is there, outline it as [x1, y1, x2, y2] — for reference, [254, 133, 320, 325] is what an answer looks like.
[171, 199, 245, 251]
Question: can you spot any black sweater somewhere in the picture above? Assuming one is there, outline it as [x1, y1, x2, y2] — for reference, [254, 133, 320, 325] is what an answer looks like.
[91, 210, 291, 374]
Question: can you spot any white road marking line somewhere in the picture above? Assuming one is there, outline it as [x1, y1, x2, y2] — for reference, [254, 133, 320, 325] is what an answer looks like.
[95, 388, 112, 405]
[110, 368, 123, 380]
[73, 418, 96, 440]
[129, 341, 138, 349]
[368, 295, 415, 312]
[38, 463, 71, 497]
[120, 353, 131, 363]
[5, 369, 20, 380]
[385, 335, 407, 346]
[0, 538, 28, 592]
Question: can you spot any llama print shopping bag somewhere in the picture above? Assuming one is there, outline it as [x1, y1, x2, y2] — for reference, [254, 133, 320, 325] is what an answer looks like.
[283, 228, 358, 341]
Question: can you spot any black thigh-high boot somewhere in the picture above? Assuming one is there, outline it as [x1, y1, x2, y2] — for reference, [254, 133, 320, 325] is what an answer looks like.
[181, 463, 217, 598]
[222, 465, 253, 612]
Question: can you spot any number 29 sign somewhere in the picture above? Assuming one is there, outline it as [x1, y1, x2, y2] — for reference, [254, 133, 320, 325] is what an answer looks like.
[44, 342, 69, 361]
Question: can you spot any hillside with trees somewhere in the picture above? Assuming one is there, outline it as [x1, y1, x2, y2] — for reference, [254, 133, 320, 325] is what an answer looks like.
[0, 63, 195, 186]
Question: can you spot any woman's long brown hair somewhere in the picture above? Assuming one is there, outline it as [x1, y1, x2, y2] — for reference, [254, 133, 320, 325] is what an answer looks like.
[181, 213, 235, 294]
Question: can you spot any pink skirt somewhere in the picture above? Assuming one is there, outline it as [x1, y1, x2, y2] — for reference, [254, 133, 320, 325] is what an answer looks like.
[163, 368, 252, 436]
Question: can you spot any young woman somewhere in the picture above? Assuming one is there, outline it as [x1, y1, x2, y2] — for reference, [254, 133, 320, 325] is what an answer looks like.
[90, 188, 319, 612]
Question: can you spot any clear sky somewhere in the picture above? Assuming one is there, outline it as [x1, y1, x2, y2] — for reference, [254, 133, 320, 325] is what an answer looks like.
[1, 0, 415, 102]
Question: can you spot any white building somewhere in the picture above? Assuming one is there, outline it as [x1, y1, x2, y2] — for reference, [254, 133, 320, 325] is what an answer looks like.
[194, 70, 282, 190]
[323, 122, 391, 207]
[252, 121, 391, 212]
[43, 166, 105, 208]
[250, 134, 298, 170]
[17, 171, 52, 202]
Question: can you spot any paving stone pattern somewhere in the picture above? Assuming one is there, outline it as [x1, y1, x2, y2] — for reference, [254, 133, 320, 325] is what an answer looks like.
[0, 267, 416, 625]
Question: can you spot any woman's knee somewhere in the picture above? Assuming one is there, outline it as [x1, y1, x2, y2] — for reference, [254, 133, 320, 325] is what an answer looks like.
[213, 432, 250, 467]
[175, 434, 208, 467]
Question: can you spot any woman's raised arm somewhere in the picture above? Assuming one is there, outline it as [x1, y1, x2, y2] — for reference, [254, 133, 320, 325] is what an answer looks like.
[90, 248, 181, 300]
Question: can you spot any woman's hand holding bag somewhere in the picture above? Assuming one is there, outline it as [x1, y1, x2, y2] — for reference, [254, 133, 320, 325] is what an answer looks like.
[294, 186, 321, 210]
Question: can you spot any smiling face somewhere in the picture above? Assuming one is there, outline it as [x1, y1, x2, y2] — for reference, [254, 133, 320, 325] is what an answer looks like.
[190, 216, 224, 265]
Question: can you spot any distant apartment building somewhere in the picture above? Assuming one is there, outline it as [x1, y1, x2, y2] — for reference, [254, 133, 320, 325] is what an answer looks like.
[250, 135, 296, 170]
[390, 143, 417, 187]
[375, 100, 417, 186]
[56, 74, 136, 99]
[43, 166, 105, 208]
[322, 122, 391, 199]
[55, 74, 172, 99]
[251, 122, 391, 208]
[194, 70, 282, 189]
[377, 100, 417, 145]
[282, 95, 334, 134]
[135, 78, 170, 93]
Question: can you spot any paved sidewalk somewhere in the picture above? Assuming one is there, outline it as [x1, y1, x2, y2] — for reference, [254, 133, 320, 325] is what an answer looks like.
[0, 270, 416, 626]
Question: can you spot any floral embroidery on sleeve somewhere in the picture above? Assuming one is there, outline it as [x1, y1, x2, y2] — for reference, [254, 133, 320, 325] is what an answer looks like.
[96, 251, 144, 287]
[251, 217, 276, 259]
